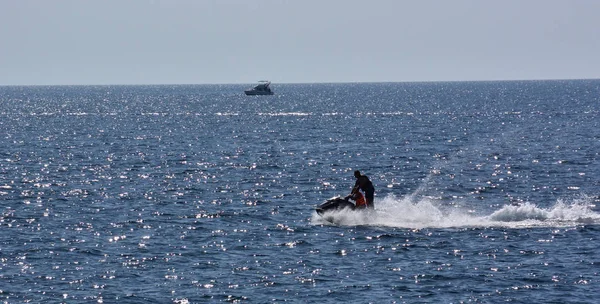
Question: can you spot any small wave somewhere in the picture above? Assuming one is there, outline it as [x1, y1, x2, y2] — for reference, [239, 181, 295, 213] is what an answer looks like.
[312, 195, 600, 229]
[488, 198, 600, 224]
[215, 112, 239, 116]
[488, 203, 549, 222]
[258, 112, 311, 116]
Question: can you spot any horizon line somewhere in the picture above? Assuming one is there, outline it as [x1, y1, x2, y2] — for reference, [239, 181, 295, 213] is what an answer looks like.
[1, 77, 599, 87]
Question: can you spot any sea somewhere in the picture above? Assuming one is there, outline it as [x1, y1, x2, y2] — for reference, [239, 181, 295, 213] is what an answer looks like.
[1, 80, 599, 303]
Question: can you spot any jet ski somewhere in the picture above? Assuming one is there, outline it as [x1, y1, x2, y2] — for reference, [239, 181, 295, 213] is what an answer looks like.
[316, 196, 356, 215]
[316, 191, 367, 215]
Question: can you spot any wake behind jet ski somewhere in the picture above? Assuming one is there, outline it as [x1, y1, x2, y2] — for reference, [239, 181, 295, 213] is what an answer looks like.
[316, 192, 367, 216]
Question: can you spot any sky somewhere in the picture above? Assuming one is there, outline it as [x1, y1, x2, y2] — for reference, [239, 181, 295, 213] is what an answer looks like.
[1, 0, 599, 85]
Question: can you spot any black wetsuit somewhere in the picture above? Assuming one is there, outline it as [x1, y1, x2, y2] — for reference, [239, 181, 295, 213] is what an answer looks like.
[354, 175, 375, 208]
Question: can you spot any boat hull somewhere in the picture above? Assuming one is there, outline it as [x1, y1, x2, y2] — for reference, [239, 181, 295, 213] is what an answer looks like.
[244, 90, 274, 96]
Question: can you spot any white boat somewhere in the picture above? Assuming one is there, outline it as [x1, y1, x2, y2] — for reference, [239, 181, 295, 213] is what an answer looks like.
[244, 80, 274, 95]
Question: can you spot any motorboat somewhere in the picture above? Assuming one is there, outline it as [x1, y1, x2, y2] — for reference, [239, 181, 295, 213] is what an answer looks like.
[244, 80, 274, 96]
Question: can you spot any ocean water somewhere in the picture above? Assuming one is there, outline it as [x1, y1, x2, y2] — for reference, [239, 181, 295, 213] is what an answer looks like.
[0, 80, 599, 303]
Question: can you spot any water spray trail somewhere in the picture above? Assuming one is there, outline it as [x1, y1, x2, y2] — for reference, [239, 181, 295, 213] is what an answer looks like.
[313, 194, 600, 229]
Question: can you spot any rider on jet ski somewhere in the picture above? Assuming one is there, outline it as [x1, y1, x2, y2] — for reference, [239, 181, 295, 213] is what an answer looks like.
[351, 170, 375, 209]
[315, 170, 375, 215]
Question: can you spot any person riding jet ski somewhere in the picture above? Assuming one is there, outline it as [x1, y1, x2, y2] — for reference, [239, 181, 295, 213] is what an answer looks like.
[352, 170, 375, 209]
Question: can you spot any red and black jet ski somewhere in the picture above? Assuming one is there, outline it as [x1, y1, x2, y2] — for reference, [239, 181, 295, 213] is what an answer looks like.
[316, 196, 355, 215]
[315, 192, 366, 215]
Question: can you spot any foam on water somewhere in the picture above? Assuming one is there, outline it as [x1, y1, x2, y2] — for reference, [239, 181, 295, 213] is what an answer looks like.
[312, 194, 600, 229]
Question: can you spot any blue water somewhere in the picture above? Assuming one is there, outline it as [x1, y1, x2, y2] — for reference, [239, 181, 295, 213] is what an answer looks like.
[1, 80, 600, 303]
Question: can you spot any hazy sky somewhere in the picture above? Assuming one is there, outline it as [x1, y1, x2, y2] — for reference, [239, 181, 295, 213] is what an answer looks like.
[1, 0, 599, 85]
